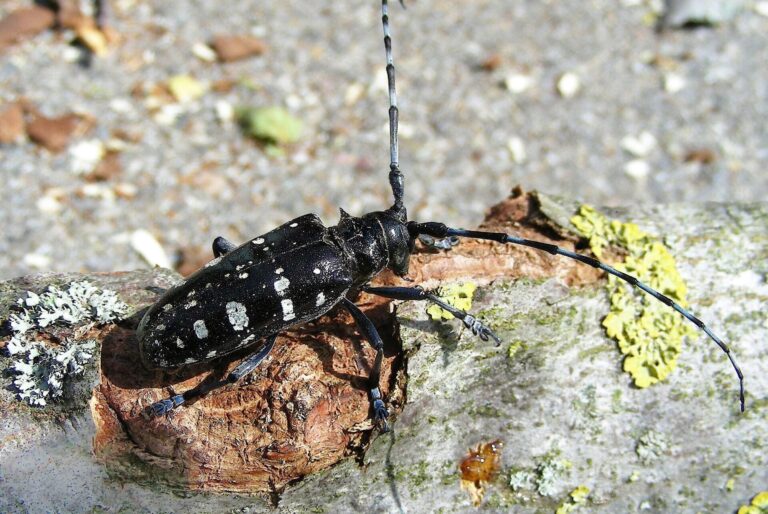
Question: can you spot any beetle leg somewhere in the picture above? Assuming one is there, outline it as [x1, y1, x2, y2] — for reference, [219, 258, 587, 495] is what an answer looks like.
[143, 334, 278, 419]
[363, 285, 501, 345]
[342, 299, 390, 432]
[212, 236, 238, 257]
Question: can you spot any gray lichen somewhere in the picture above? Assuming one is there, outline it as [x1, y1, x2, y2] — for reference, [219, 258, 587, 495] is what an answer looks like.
[4, 281, 127, 406]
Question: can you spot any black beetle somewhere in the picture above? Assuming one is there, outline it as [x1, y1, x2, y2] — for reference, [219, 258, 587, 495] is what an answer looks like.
[138, 0, 744, 428]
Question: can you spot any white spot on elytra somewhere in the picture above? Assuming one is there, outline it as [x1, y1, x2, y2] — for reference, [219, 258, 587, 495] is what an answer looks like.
[289, 222, 298, 227]
[185, 300, 197, 309]
[239, 272, 249, 279]
[316, 292, 326, 306]
[313, 268, 321, 275]
[253, 238, 265, 245]
[206, 350, 218, 358]
[184, 358, 197, 365]
[193, 319, 208, 339]
[187, 290, 196, 297]
[281, 299, 295, 321]
[275, 268, 284, 274]
[175, 337, 185, 348]
[163, 304, 173, 312]
[274, 276, 290, 296]
[226, 301, 249, 331]
[156, 324, 166, 331]
[242, 334, 256, 344]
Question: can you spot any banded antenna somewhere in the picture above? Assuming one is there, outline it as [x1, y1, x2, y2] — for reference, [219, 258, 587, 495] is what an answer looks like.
[382, 0, 406, 217]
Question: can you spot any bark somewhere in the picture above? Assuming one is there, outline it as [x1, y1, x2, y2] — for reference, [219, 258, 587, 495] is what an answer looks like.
[1, 191, 766, 513]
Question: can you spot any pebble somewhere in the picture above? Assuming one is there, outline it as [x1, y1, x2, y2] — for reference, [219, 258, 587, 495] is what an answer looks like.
[0, 102, 25, 143]
[620, 131, 657, 158]
[507, 137, 526, 163]
[503, 73, 534, 94]
[624, 159, 651, 180]
[663, 73, 686, 93]
[557, 72, 581, 98]
[192, 42, 217, 63]
[70, 139, 105, 175]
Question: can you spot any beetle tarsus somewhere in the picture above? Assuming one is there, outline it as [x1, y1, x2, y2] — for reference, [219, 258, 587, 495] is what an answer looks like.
[371, 388, 390, 432]
[143, 394, 185, 419]
[363, 285, 502, 345]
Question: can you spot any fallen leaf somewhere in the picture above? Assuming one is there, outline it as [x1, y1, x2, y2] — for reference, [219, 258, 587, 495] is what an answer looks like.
[0, 7, 56, 52]
[0, 102, 25, 143]
[86, 151, 122, 182]
[480, 54, 502, 72]
[237, 106, 302, 145]
[167, 75, 206, 103]
[684, 148, 717, 164]
[26, 112, 94, 152]
[211, 35, 267, 62]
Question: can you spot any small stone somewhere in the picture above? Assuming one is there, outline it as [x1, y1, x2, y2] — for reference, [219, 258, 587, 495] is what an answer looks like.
[131, 229, 172, 269]
[210, 35, 267, 62]
[503, 73, 533, 94]
[76, 23, 109, 56]
[86, 151, 122, 182]
[23, 253, 51, 269]
[480, 53, 502, 72]
[0, 7, 56, 51]
[620, 131, 657, 158]
[215, 100, 234, 123]
[192, 42, 217, 63]
[113, 182, 138, 199]
[663, 73, 686, 93]
[624, 159, 651, 180]
[344, 83, 365, 106]
[557, 72, 581, 98]
[109, 98, 133, 114]
[507, 136, 527, 164]
[36, 188, 66, 214]
[70, 139, 106, 175]
[0, 102, 25, 144]
[684, 148, 717, 164]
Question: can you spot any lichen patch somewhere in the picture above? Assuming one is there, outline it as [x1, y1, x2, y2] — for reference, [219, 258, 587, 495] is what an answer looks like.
[571, 204, 695, 388]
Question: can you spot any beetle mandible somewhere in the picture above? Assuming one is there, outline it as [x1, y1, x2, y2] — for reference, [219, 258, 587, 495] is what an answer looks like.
[138, 0, 745, 428]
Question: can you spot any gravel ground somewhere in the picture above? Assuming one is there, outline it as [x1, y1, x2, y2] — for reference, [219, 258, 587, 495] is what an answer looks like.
[1, 0, 767, 279]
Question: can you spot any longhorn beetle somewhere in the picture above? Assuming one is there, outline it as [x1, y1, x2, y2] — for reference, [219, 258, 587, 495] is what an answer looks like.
[138, 1, 745, 428]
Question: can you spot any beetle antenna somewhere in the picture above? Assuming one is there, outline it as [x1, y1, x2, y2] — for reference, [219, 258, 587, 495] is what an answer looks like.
[409, 221, 746, 412]
[382, 0, 406, 218]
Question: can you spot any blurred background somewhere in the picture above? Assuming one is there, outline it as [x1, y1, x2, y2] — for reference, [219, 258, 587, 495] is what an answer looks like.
[1, 0, 767, 280]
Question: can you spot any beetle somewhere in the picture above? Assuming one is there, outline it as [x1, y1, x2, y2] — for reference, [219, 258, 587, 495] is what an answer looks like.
[138, 0, 745, 428]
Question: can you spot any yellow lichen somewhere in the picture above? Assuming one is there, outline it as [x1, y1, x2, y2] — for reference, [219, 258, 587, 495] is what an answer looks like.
[571, 205, 695, 388]
[426, 282, 477, 321]
[555, 485, 590, 514]
[737, 491, 768, 514]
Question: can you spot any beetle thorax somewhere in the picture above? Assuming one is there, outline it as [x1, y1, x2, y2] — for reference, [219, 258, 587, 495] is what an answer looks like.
[330, 210, 412, 283]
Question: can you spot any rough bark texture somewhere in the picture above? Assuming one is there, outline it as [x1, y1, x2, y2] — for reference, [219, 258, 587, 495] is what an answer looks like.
[1, 191, 766, 513]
